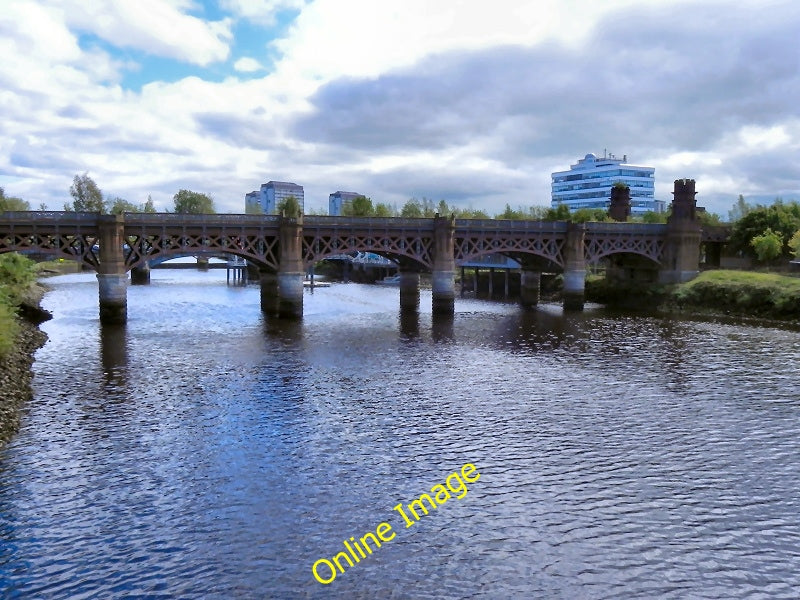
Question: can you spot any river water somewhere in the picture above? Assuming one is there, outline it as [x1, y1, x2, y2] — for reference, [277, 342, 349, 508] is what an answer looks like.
[1, 268, 799, 599]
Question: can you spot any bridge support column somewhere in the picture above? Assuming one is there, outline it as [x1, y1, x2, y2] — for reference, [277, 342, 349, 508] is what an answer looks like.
[520, 270, 540, 309]
[432, 215, 456, 315]
[563, 223, 586, 311]
[399, 270, 420, 311]
[260, 270, 279, 315]
[97, 214, 127, 324]
[277, 216, 304, 319]
[130, 262, 150, 285]
[660, 179, 702, 284]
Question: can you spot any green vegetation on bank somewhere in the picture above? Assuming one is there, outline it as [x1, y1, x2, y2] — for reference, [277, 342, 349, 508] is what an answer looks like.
[0, 253, 38, 356]
[669, 270, 800, 319]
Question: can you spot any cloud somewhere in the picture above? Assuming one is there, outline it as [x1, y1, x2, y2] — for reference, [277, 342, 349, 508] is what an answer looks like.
[289, 2, 800, 213]
[233, 57, 264, 73]
[52, 0, 233, 66]
[221, 0, 306, 24]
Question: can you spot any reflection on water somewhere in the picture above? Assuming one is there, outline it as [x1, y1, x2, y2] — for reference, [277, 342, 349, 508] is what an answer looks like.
[1, 269, 799, 599]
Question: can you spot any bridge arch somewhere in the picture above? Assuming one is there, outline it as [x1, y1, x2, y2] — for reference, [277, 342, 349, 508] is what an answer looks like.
[0, 237, 100, 271]
[303, 235, 432, 271]
[124, 233, 279, 272]
[583, 222, 666, 265]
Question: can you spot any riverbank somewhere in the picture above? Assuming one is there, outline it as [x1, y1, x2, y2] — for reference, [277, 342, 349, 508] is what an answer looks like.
[586, 269, 800, 321]
[0, 317, 47, 444]
[0, 255, 51, 446]
[667, 270, 800, 320]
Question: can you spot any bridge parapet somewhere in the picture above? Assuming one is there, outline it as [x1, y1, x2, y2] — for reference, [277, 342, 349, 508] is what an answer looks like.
[305, 216, 431, 230]
[123, 212, 281, 227]
[584, 222, 667, 235]
[456, 219, 569, 232]
[1, 210, 101, 226]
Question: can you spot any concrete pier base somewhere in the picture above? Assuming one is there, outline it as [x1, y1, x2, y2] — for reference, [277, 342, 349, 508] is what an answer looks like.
[563, 269, 585, 311]
[97, 273, 127, 324]
[260, 271, 279, 315]
[399, 271, 420, 311]
[520, 270, 540, 309]
[130, 263, 150, 285]
[431, 269, 455, 315]
[277, 272, 304, 319]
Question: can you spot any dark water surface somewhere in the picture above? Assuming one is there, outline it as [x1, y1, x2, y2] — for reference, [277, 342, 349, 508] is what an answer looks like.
[1, 269, 799, 599]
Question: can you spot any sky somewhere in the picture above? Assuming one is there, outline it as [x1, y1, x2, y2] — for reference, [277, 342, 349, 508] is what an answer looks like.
[1, 0, 798, 216]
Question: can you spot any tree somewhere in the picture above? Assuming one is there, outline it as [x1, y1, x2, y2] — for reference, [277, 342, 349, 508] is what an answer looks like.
[374, 202, 395, 217]
[109, 197, 141, 215]
[751, 228, 783, 263]
[728, 194, 752, 222]
[454, 207, 489, 219]
[789, 229, 800, 259]
[496, 203, 525, 220]
[0, 187, 30, 211]
[69, 173, 106, 212]
[173, 189, 215, 214]
[698, 210, 722, 227]
[345, 195, 374, 216]
[730, 200, 800, 258]
[401, 198, 423, 218]
[276, 195, 302, 217]
[571, 208, 609, 223]
[143, 195, 156, 213]
[640, 210, 669, 224]
[544, 204, 571, 221]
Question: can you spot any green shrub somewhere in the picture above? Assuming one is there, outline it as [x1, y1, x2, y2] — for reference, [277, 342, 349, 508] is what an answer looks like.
[0, 253, 36, 305]
[0, 290, 19, 357]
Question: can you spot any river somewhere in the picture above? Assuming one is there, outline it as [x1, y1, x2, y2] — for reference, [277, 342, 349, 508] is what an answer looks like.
[1, 268, 799, 598]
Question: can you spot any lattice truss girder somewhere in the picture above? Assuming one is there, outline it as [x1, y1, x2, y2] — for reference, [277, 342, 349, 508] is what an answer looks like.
[584, 233, 664, 264]
[1, 231, 100, 268]
[454, 234, 565, 267]
[124, 231, 279, 270]
[303, 233, 434, 269]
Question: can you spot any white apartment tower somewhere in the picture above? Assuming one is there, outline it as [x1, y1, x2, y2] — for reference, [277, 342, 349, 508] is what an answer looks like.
[551, 153, 664, 214]
[245, 181, 304, 215]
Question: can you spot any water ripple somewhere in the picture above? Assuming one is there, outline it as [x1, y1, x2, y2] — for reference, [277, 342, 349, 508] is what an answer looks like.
[1, 274, 799, 598]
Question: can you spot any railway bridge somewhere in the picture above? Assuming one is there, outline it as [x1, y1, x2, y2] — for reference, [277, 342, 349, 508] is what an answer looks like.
[1, 179, 725, 323]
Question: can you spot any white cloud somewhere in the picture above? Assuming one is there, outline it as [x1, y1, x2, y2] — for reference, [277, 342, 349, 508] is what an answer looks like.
[233, 57, 264, 73]
[50, 0, 233, 66]
[221, 0, 306, 24]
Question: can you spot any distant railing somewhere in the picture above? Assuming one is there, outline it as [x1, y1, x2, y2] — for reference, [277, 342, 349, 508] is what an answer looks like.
[0, 211, 101, 224]
[456, 219, 569, 232]
[585, 222, 668, 234]
[124, 213, 281, 226]
[304, 216, 431, 228]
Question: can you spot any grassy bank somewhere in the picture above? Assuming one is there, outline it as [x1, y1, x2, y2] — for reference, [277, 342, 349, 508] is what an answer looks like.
[668, 270, 800, 319]
[0, 253, 37, 357]
[1, 253, 48, 444]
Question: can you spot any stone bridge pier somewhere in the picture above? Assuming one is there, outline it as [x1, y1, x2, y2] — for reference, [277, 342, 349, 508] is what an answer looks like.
[563, 223, 586, 310]
[260, 216, 304, 319]
[97, 214, 127, 324]
[399, 269, 420, 311]
[519, 270, 541, 309]
[432, 215, 456, 315]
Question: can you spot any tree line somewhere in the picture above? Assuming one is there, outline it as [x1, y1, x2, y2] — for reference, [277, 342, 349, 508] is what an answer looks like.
[62, 173, 216, 215]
